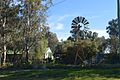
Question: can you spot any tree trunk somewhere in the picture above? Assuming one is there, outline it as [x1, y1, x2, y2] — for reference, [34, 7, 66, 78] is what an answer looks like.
[2, 17, 7, 66]
[13, 49, 17, 64]
[0, 51, 2, 67]
[21, 48, 25, 63]
[25, 44, 29, 63]
[2, 44, 7, 66]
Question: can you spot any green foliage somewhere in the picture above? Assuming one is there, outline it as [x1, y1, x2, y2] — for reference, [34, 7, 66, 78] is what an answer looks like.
[54, 39, 100, 64]
[106, 53, 119, 64]
[106, 19, 119, 54]
[106, 19, 118, 36]
[0, 0, 22, 66]
[47, 32, 59, 52]
[106, 19, 119, 64]
[32, 37, 48, 60]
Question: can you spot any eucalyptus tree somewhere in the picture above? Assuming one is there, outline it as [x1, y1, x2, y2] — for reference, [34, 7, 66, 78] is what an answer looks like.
[0, 0, 20, 65]
[18, 0, 52, 63]
[0, 0, 53, 66]
[47, 31, 59, 52]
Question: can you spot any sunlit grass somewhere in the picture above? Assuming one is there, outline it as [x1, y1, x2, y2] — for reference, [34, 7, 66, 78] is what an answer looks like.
[0, 69, 120, 80]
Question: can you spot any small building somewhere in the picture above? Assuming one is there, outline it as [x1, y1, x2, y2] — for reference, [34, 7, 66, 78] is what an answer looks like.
[44, 47, 54, 60]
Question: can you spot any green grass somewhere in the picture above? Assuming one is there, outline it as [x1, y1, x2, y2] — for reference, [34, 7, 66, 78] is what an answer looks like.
[0, 69, 120, 80]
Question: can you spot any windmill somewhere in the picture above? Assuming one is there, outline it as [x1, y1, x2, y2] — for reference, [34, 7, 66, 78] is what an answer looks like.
[70, 16, 89, 41]
[70, 16, 89, 64]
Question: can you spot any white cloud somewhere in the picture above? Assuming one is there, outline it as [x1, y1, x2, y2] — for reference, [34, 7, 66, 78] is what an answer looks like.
[57, 15, 68, 22]
[56, 14, 75, 22]
[48, 14, 74, 31]
[48, 14, 78, 23]
[56, 32, 71, 41]
[48, 14, 79, 30]
[49, 23, 64, 30]
[91, 29, 109, 38]
[55, 23, 64, 30]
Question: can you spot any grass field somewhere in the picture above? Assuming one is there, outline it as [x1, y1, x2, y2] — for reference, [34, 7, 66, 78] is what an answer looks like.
[0, 69, 120, 80]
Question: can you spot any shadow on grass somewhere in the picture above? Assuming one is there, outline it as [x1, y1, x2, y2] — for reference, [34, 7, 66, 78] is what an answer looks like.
[0, 69, 120, 80]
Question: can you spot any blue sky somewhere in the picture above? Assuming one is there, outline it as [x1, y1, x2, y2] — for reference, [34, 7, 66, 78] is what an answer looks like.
[47, 0, 117, 41]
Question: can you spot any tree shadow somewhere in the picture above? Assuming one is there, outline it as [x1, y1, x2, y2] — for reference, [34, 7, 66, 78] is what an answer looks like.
[0, 69, 120, 80]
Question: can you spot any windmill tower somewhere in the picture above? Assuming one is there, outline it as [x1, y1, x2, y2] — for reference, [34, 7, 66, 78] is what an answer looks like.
[70, 16, 89, 64]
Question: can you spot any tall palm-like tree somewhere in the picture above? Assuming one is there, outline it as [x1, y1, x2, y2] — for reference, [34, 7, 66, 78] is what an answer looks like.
[106, 19, 118, 36]
[106, 19, 118, 54]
